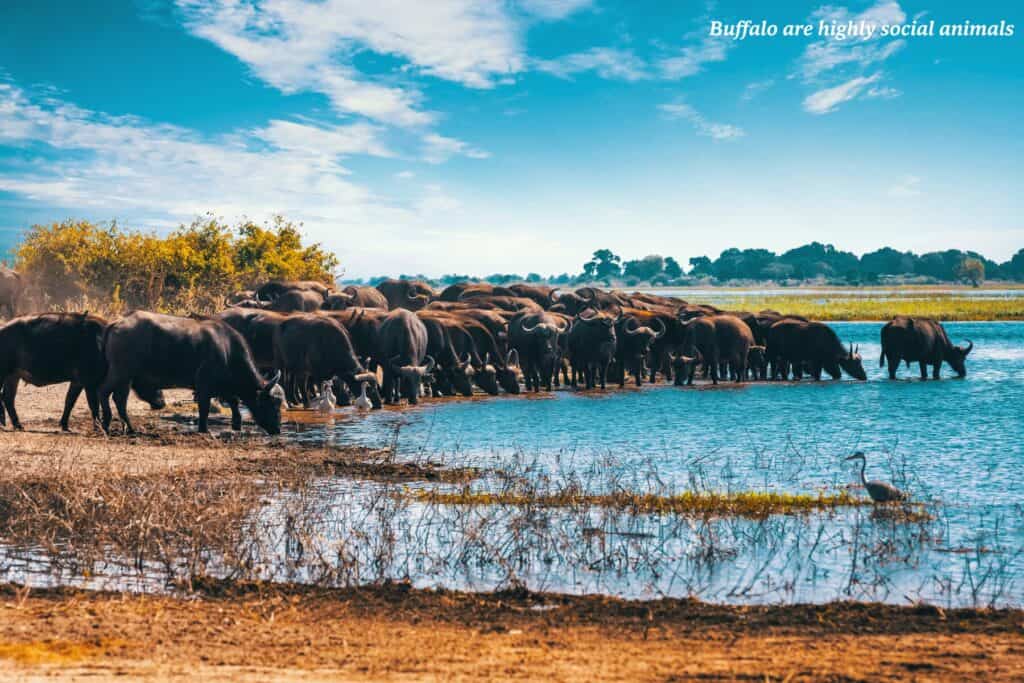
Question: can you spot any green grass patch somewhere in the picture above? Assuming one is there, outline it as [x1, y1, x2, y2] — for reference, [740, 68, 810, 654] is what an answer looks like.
[711, 295, 1024, 321]
[409, 488, 874, 518]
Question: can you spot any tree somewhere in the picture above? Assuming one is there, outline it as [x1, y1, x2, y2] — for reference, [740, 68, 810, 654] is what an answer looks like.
[622, 254, 664, 281]
[663, 256, 683, 279]
[583, 249, 621, 281]
[956, 257, 985, 287]
[1004, 248, 1024, 281]
[688, 256, 713, 276]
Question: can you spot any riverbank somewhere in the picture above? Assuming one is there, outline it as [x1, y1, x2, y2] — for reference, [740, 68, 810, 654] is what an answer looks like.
[1, 581, 1021, 681]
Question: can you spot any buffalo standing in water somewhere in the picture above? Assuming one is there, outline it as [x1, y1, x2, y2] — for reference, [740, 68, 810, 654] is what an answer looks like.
[375, 309, 435, 404]
[879, 316, 973, 379]
[766, 319, 867, 381]
[100, 311, 285, 434]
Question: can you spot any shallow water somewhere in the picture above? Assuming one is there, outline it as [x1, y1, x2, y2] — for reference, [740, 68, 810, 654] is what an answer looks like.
[3, 322, 1023, 606]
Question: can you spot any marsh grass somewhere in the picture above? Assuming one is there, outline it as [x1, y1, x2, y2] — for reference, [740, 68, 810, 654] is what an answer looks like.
[409, 488, 874, 518]
[722, 295, 1024, 321]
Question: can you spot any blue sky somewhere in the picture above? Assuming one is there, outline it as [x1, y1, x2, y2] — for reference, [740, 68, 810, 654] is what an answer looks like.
[0, 0, 1020, 278]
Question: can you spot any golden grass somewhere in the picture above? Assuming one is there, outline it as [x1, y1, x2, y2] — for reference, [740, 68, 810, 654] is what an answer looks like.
[736, 295, 1024, 321]
[409, 488, 873, 518]
[0, 639, 131, 665]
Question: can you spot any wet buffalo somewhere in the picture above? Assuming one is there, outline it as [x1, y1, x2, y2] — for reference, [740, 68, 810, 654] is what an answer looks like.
[509, 311, 568, 391]
[100, 312, 285, 434]
[375, 309, 435, 404]
[679, 314, 760, 385]
[880, 316, 973, 379]
[417, 313, 475, 397]
[766, 319, 866, 381]
[567, 312, 618, 390]
[273, 314, 381, 408]
[376, 279, 434, 311]
[615, 310, 666, 387]
[0, 312, 164, 431]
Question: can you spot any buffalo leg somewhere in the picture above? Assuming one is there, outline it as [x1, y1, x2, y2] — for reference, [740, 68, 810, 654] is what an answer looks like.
[196, 390, 211, 433]
[225, 398, 242, 430]
[886, 353, 900, 379]
[111, 383, 135, 434]
[60, 382, 86, 431]
[2, 376, 22, 430]
[919, 361, 928, 380]
[932, 362, 941, 380]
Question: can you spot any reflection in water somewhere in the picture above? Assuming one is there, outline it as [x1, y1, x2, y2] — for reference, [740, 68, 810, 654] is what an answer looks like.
[1, 323, 1022, 606]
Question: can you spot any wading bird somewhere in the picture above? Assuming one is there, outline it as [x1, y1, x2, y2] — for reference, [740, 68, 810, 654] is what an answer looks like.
[309, 381, 337, 412]
[846, 452, 907, 503]
[354, 382, 372, 411]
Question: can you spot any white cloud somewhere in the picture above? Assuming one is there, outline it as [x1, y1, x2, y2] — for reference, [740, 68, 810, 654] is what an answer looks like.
[175, 0, 529, 127]
[888, 174, 922, 197]
[658, 102, 745, 140]
[0, 82, 418, 243]
[802, 74, 881, 114]
[796, 1, 906, 113]
[421, 133, 490, 164]
[741, 79, 775, 102]
[534, 48, 648, 81]
[394, 170, 415, 180]
[658, 35, 731, 79]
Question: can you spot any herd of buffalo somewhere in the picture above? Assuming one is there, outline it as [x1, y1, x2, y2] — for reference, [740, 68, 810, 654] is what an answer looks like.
[0, 274, 975, 435]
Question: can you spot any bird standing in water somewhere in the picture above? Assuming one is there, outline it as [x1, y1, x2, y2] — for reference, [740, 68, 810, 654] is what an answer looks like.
[846, 451, 907, 502]
[310, 380, 337, 413]
[354, 381, 372, 411]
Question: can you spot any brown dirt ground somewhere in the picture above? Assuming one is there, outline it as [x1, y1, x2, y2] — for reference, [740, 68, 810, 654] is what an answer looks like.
[0, 582, 1022, 682]
[3, 383, 1024, 681]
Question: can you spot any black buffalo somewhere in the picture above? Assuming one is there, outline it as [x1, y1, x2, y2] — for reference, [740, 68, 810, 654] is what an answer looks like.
[766, 319, 867, 381]
[615, 310, 666, 387]
[567, 312, 618, 390]
[509, 311, 568, 391]
[100, 311, 285, 434]
[342, 285, 389, 310]
[273, 314, 381, 407]
[255, 280, 330, 302]
[679, 314, 759, 385]
[376, 279, 434, 311]
[375, 309, 435, 404]
[0, 312, 163, 431]
[880, 316, 973, 379]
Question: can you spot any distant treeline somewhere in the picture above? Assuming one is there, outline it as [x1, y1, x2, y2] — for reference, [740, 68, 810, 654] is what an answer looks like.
[350, 242, 1024, 288]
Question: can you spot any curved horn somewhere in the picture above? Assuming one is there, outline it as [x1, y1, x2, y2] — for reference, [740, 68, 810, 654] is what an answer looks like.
[520, 319, 540, 333]
[548, 288, 561, 306]
[421, 355, 436, 375]
[506, 348, 519, 367]
[622, 317, 641, 336]
[461, 352, 472, 366]
[267, 370, 282, 386]
[651, 317, 667, 339]
[553, 316, 570, 333]
[963, 339, 974, 355]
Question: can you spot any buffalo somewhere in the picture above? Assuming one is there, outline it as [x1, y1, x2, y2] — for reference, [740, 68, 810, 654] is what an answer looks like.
[100, 312, 285, 434]
[272, 314, 381, 408]
[615, 310, 667, 387]
[342, 285, 389, 310]
[255, 280, 331, 302]
[679, 314, 760, 385]
[509, 311, 568, 391]
[766, 319, 867, 381]
[880, 316, 973, 379]
[567, 312, 618, 390]
[375, 309, 435, 404]
[0, 312, 164, 431]
[376, 279, 434, 311]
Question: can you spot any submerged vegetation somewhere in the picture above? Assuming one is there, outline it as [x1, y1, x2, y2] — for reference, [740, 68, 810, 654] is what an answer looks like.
[709, 294, 1024, 321]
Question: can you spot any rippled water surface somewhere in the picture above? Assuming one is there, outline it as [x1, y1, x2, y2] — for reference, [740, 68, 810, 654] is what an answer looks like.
[4, 322, 1023, 606]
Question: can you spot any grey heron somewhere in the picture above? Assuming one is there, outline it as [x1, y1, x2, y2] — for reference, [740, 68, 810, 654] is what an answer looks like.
[846, 452, 908, 503]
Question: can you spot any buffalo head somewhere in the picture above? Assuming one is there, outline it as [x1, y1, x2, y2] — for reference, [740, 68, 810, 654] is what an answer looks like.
[497, 350, 521, 394]
[948, 339, 973, 377]
[391, 355, 436, 404]
[839, 343, 867, 381]
[249, 370, 285, 435]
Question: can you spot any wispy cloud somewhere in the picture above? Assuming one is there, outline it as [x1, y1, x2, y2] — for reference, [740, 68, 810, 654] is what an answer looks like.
[534, 48, 648, 81]
[658, 35, 731, 79]
[798, 1, 906, 113]
[658, 102, 745, 140]
[422, 133, 490, 164]
[516, 0, 592, 21]
[888, 174, 922, 197]
[741, 79, 775, 102]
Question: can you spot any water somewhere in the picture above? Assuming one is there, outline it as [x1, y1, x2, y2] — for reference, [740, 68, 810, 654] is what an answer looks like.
[3, 322, 1023, 606]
